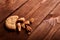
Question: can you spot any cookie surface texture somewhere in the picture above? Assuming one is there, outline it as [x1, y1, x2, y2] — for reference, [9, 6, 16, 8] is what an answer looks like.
[5, 15, 19, 30]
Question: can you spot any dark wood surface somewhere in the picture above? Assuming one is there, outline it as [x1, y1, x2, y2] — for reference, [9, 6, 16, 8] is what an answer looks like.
[0, 0, 60, 40]
[0, 0, 28, 23]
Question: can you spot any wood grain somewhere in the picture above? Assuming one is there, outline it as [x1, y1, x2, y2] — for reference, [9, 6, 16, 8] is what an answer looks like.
[0, 0, 28, 23]
[44, 3, 60, 40]
[0, 0, 60, 40]
[26, 0, 60, 31]
[0, 0, 42, 40]
[27, 21, 52, 40]
[52, 29, 60, 40]
[44, 24, 60, 40]
[27, 0, 60, 40]
[12, 0, 42, 17]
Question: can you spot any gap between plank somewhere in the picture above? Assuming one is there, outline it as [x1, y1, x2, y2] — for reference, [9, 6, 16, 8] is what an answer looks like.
[0, 0, 28, 23]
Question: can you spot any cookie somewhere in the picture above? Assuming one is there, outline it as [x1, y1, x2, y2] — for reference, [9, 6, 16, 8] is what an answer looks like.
[5, 15, 19, 30]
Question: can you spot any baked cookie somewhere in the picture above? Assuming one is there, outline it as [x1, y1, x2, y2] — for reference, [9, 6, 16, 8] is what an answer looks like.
[5, 15, 19, 30]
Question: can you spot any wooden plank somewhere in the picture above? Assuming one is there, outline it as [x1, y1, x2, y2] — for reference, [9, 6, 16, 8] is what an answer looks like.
[27, 0, 60, 40]
[12, 0, 42, 17]
[51, 4, 60, 40]
[51, 29, 60, 40]
[43, 3, 60, 40]
[26, 0, 60, 30]
[50, 3, 60, 17]
[0, 0, 60, 40]
[12, 0, 60, 37]
[0, 0, 42, 40]
[0, 0, 28, 23]
[43, 24, 60, 40]
[0, 22, 28, 40]
[27, 21, 52, 40]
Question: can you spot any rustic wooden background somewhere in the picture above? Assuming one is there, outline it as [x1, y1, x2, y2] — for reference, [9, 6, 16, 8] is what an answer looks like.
[0, 0, 60, 40]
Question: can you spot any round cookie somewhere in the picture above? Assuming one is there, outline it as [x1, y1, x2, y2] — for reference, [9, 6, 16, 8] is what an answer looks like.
[5, 15, 19, 30]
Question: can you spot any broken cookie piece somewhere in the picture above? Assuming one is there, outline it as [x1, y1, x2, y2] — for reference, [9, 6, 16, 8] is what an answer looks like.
[17, 23, 21, 31]
[21, 23, 25, 29]
[29, 18, 34, 24]
[26, 25, 33, 35]
[24, 20, 30, 25]
[18, 17, 25, 23]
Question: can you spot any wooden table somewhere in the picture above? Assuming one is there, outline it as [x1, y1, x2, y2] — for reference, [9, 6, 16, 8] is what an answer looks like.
[0, 0, 60, 40]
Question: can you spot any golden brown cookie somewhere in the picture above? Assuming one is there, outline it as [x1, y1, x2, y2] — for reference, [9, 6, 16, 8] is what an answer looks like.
[5, 15, 19, 30]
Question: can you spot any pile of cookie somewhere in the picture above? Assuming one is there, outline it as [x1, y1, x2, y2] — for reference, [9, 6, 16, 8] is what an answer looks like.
[5, 15, 34, 35]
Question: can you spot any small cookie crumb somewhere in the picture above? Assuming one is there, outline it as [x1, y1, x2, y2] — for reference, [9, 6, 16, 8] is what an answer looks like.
[29, 18, 34, 24]
[21, 23, 25, 29]
[17, 23, 21, 31]
[24, 21, 30, 25]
